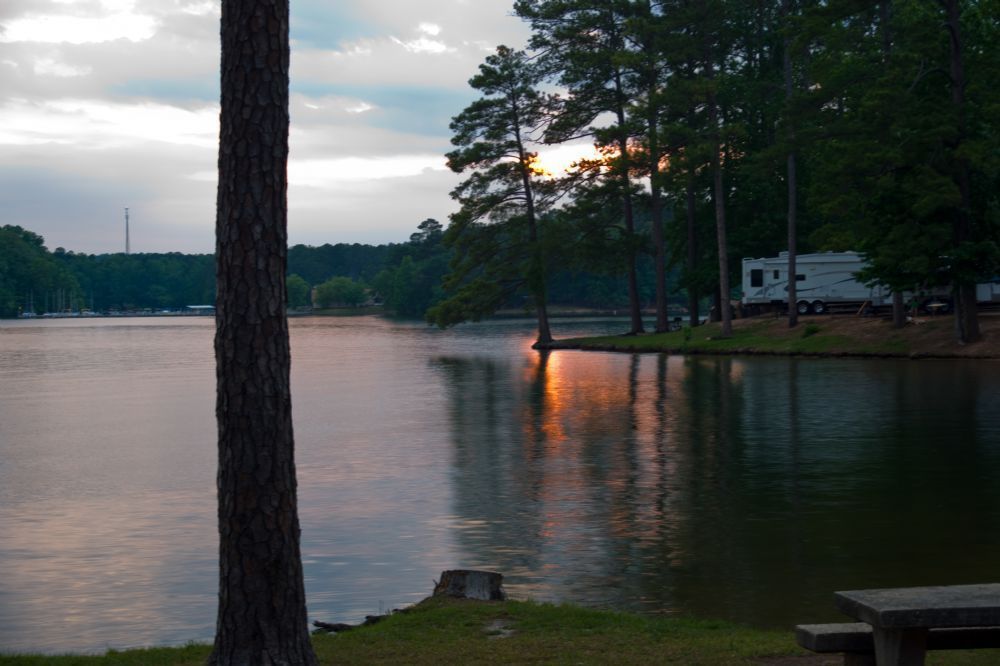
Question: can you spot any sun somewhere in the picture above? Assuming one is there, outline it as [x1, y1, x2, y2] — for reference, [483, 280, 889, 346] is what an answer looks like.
[528, 143, 607, 178]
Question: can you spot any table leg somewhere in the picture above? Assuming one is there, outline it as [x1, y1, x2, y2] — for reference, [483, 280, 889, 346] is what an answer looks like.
[872, 627, 927, 665]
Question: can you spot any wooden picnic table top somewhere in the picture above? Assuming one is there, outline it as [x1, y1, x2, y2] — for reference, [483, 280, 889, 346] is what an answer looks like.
[835, 583, 1000, 630]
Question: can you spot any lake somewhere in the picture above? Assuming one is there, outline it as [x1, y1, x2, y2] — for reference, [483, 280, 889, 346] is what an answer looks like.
[1, 315, 999, 654]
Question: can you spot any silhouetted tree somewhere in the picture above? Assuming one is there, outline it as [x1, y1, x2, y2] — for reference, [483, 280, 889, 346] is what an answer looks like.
[431, 46, 557, 346]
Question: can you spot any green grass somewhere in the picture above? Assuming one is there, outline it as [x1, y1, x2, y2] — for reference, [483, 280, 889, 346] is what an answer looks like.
[312, 599, 797, 665]
[0, 643, 212, 665]
[4, 599, 998, 664]
[0, 600, 797, 665]
[558, 320, 909, 357]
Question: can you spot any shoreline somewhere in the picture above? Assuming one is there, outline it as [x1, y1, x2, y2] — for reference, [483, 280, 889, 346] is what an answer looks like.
[536, 312, 1000, 360]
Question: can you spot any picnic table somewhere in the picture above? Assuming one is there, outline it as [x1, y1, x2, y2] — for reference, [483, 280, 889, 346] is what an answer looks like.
[801, 583, 1000, 665]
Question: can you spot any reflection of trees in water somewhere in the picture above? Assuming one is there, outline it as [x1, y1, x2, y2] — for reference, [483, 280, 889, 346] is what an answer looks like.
[430, 355, 546, 589]
[674, 359, 1000, 627]
[432, 352, 695, 608]
[432, 353, 1000, 628]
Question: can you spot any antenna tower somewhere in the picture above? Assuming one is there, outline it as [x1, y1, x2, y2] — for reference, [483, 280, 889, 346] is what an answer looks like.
[125, 207, 130, 255]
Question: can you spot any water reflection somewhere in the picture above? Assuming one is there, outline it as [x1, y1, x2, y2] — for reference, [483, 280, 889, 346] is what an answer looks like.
[436, 351, 1000, 627]
[3, 317, 1000, 653]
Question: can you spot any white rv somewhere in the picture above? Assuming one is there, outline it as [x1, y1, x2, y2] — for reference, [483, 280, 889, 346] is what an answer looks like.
[742, 251, 1000, 315]
[741, 251, 888, 315]
[977, 281, 1000, 305]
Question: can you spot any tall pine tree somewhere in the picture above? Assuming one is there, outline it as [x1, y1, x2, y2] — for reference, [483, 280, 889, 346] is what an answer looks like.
[430, 46, 557, 346]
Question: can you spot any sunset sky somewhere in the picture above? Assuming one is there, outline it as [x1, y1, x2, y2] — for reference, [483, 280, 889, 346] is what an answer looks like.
[0, 0, 537, 254]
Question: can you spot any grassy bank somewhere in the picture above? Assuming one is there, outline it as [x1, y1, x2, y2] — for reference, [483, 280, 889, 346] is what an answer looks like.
[546, 313, 1000, 359]
[4, 598, 999, 665]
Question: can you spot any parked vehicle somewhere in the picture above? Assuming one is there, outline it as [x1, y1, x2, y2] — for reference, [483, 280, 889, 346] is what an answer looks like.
[742, 251, 881, 315]
[741, 251, 1000, 315]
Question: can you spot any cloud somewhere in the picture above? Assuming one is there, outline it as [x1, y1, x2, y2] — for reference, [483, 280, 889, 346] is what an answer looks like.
[0, 97, 217, 148]
[0, 3, 159, 44]
[33, 57, 92, 77]
[391, 35, 453, 55]
[1, 0, 532, 253]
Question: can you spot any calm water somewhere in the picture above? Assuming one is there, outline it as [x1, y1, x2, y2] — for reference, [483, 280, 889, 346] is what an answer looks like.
[1, 316, 999, 654]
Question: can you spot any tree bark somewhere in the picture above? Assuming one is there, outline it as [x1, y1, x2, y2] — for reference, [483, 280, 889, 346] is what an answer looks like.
[703, 23, 731, 338]
[707, 93, 731, 336]
[686, 175, 700, 328]
[614, 67, 645, 336]
[893, 291, 906, 328]
[211, 1, 317, 664]
[515, 112, 553, 347]
[619, 130, 645, 336]
[650, 116, 668, 333]
[940, 0, 980, 343]
[641, 1, 668, 333]
[712, 151, 731, 337]
[433, 570, 506, 601]
[783, 0, 798, 329]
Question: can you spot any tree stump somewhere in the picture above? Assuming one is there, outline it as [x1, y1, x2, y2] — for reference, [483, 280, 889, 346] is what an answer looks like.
[433, 570, 506, 601]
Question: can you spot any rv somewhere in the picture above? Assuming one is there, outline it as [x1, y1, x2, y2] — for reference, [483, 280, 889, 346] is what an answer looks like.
[741, 251, 888, 315]
[742, 251, 1000, 315]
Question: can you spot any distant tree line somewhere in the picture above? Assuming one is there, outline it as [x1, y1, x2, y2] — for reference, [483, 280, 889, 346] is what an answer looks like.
[428, 0, 998, 345]
[2, 221, 661, 318]
[0, 226, 82, 317]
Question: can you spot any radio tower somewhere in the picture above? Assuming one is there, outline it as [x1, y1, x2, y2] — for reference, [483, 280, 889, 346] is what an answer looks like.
[125, 207, 130, 255]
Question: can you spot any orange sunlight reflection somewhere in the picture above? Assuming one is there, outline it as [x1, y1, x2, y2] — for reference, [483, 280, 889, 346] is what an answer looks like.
[527, 353, 696, 572]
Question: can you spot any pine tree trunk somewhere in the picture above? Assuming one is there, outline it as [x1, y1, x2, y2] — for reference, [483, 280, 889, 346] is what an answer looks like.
[783, 3, 798, 329]
[893, 291, 906, 328]
[712, 156, 732, 338]
[941, 0, 980, 343]
[650, 161, 667, 333]
[704, 40, 731, 338]
[534, 291, 553, 346]
[614, 72, 644, 335]
[620, 142, 645, 336]
[644, 32, 668, 333]
[520, 161, 552, 347]
[211, 1, 317, 663]
[686, 179, 700, 328]
[786, 149, 798, 328]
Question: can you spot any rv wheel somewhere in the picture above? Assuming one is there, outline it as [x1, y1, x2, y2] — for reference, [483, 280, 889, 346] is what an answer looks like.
[811, 300, 827, 315]
[796, 300, 811, 315]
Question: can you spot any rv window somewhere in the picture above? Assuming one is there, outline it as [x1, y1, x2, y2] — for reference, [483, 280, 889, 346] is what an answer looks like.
[773, 270, 780, 279]
[750, 269, 763, 287]
[796, 274, 806, 281]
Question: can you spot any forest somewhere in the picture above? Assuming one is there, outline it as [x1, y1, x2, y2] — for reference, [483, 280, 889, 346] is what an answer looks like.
[4, 2, 996, 339]
[429, 0, 998, 344]
[0, 224, 385, 316]
[0, 221, 652, 318]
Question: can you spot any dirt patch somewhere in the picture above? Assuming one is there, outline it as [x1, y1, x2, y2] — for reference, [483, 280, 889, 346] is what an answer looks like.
[484, 618, 516, 639]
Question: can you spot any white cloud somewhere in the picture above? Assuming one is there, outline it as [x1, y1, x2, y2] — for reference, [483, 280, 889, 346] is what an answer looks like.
[1, 11, 158, 44]
[418, 23, 441, 37]
[178, 1, 217, 16]
[0, 98, 217, 148]
[391, 35, 453, 55]
[290, 155, 447, 187]
[345, 101, 374, 114]
[33, 57, 92, 77]
[188, 155, 447, 188]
